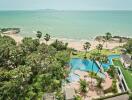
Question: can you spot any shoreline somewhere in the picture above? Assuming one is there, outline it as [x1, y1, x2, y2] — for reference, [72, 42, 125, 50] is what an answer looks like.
[3, 33, 126, 51]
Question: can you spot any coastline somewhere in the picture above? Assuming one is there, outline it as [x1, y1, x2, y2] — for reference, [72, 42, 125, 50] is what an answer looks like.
[4, 33, 126, 51]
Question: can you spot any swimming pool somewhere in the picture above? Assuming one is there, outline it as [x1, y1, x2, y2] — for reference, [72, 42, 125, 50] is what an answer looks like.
[67, 73, 80, 82]
[70, 54, 120, 71]
[102, 54, 120, 69]
[68, 58, 103, 82]
[68, 54, 120, 82]
[70, 58, 99, 73]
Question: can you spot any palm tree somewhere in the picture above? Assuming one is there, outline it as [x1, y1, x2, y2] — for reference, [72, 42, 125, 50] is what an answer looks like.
[91, 60, 96, 84]
[36, 31, 42, 39]
[105, 32, 112, 48]
[96, 77, 104, 95]
[89, 54, 106, 85]
[79, 79, 88, 97]
[96, 77, 103, 88]
[83, 42, 91, 58]
[107, 65, 116, 78]
[44, 33, 50, 44]
[89, 53, 98, 85]
[119, 37, 123, 46]
[101, 55, 108, 63]
[96, 55, 108, 74]
[96, 44, 103, 53]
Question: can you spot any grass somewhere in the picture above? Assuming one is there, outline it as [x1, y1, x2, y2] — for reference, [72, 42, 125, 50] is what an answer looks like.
[113, 59, 132, 91]
[71, 48, 121, 58]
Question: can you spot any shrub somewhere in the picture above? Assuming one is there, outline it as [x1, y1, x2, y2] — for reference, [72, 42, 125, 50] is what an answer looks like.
[111, 79, 118, 93]
[129, 93, 132, 100]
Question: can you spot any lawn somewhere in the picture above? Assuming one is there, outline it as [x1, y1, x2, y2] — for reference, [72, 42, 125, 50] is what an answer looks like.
[113, 59, 132, 91]
[71, 48, 121, 58]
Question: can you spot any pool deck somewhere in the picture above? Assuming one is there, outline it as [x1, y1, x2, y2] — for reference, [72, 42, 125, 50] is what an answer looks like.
[102, 72, 112, 90]
[64, 70, 113, 100]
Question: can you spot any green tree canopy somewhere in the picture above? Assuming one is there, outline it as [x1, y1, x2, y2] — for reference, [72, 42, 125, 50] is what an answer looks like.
[51, 39, 68, 51]
[124, 39, 132, 54]
[44, 33, 50, 44]
[0, 35, 70, 99]
[36, 31, 42, 39]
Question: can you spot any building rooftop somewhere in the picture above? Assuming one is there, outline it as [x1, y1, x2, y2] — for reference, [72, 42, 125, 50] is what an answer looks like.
[65, 87, 75, 100]
[43, 93, 55, 100]
[121, 54, 132, 64]
[104, 94, 129, 100]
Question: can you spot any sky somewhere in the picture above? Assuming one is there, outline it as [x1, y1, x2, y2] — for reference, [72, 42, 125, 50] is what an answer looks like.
[0, 0, 132, 11]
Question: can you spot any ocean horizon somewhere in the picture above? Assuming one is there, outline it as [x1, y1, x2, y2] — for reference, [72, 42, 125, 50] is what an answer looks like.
[0, 10, 132, 40]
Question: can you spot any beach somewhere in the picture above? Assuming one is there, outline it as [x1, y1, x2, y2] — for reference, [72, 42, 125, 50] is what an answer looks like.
[4, 33, 124, 51]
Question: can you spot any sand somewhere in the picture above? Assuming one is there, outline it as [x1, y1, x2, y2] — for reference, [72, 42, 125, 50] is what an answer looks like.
[3, 33, 125, 51]
[3, 34, 23, 43]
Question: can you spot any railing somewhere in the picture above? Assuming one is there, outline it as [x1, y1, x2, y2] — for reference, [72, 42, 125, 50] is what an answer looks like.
[95, 61, 104, 73]
[93, 91, 129, 100]
[116, 67, 129, 92]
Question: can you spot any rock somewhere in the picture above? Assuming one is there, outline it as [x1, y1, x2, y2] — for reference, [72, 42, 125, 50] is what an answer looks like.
[0, 28, 20, 34]
[95, 36, 105, 42]
[95, 35, 131, 43]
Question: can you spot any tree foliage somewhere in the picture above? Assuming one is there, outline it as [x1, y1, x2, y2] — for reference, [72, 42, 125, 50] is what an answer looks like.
[124, 39, 132, 54]
[79, 79, 88, 94]
[51, 39, 68, 51]
[83, 42, 91, 58]
[105, 32, 112, 47]
[0, 34, 70, 99]
[96, 44, 103, 53]
[107, 65, 116, 78]
[44, 33, 50, 44]
[36, 31, 42, 39]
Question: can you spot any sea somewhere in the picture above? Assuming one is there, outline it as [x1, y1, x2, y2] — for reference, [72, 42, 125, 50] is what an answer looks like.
[0, 10, 132, 40]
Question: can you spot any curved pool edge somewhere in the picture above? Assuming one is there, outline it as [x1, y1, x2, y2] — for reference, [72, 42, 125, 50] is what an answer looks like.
[68, 54, 121, 82]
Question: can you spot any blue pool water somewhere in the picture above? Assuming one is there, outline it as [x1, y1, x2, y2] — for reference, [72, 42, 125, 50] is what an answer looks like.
[102, 54, 120, 69]
[70, 58, 99, 73]
[67, 73, 80, 82]
[68, 54, 120, 82]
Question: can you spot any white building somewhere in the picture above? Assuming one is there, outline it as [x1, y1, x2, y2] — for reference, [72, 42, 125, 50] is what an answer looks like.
[43, 93, 55, 100]
[121, 54, 132, 68]
[64, 87, 75, 100]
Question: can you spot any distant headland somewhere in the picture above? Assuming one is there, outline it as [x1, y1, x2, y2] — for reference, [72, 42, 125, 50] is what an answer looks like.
[0, 28, 20, 34]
